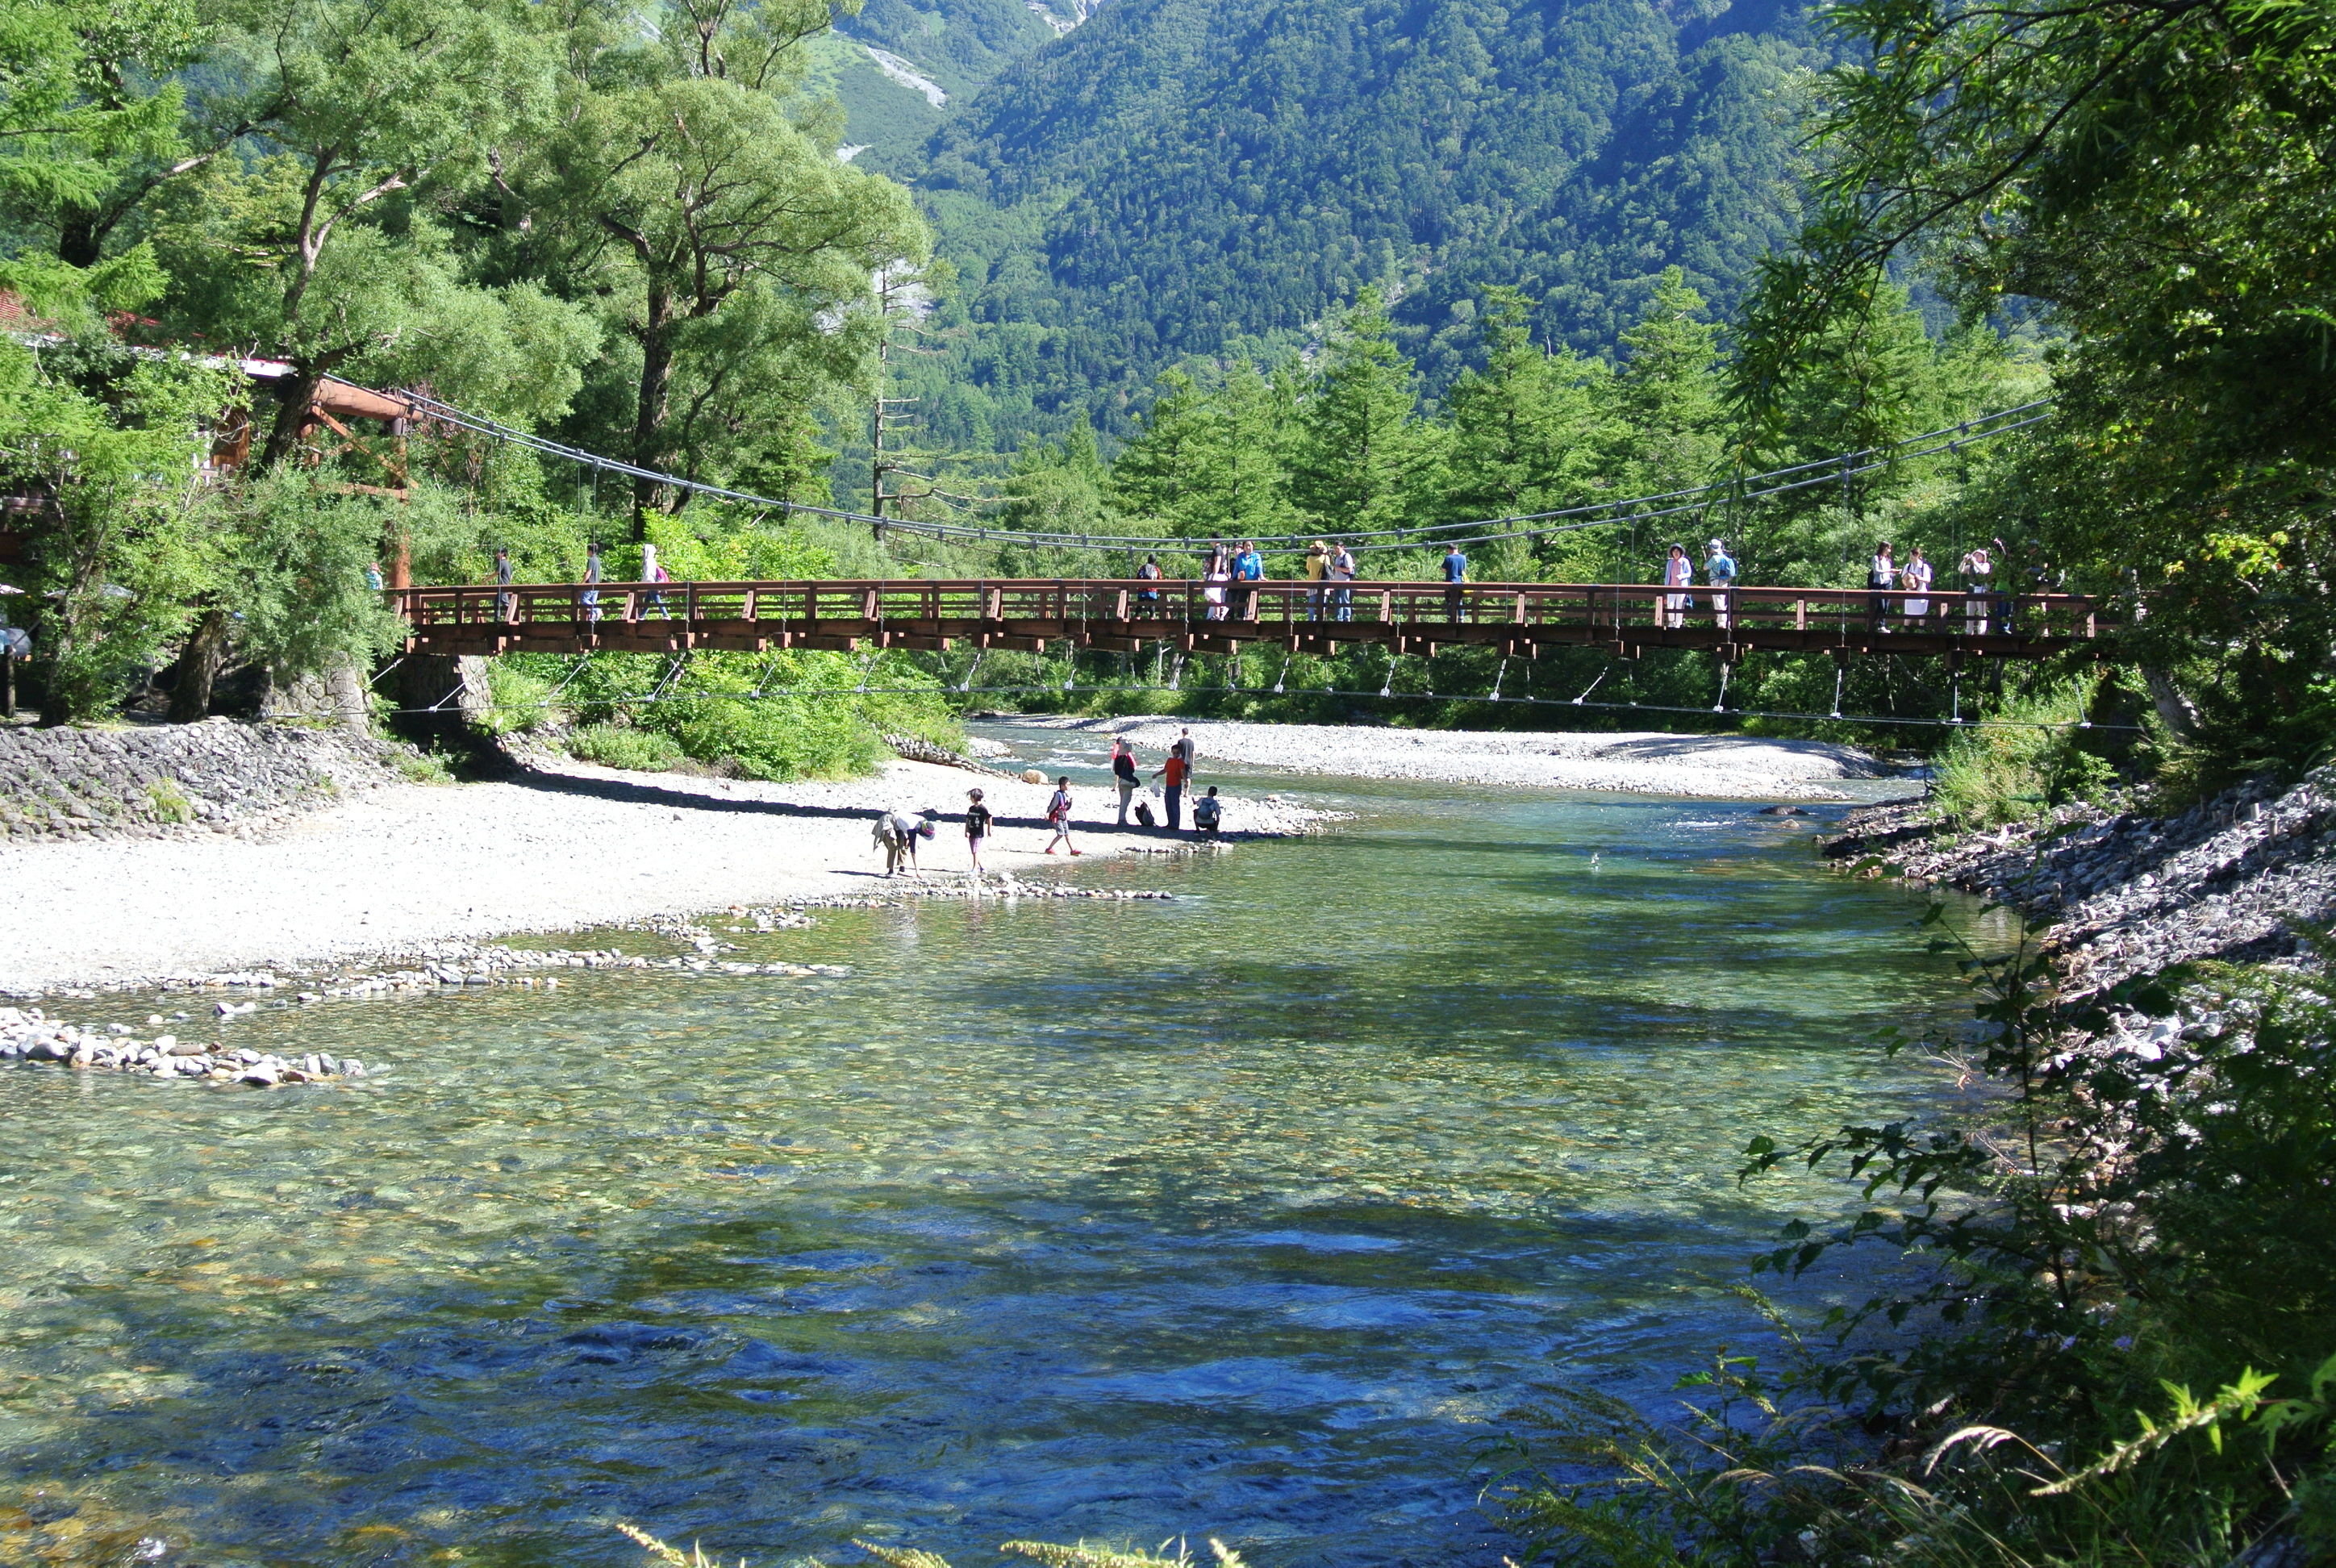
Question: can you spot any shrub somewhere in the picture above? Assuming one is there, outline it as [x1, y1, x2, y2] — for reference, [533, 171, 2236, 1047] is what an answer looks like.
[1500, 919, 2336, 1568]
[1931, 674, 2116, 826]
[480, 660, 559, 736]
[389, 744, 455, 784]
[566, 723, 685, 773]
[144, 775, 194, 823]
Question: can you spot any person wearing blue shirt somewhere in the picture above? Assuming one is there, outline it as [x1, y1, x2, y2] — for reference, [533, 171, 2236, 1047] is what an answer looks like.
[1704, 537, 1737, 628]
[1232, 540, 1264, 619]
[1441, 545, 1469, 622]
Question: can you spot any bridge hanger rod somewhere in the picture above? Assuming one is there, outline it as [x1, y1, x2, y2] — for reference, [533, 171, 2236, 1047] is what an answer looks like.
[428, 677, 2137, 732]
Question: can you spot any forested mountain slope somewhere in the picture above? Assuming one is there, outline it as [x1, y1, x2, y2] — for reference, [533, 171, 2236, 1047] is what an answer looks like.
[811, 0, 1099, 173]
[905, 0, 1824, 442]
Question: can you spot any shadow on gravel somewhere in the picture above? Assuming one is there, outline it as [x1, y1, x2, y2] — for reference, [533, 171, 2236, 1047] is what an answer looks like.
[502, 764, 1187, 836]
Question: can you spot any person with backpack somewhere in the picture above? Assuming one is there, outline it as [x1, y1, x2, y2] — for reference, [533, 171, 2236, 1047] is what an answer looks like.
[1704, 537, 1737, 628]
[963, 788, 994, 888]
[1044, 775, 1082, 855]
[1329, 541, 1357, 621]
[1136, 555, 1163, 615]
[1192, 786, 1224, 837]
[1110, 739, 1141, 824]
[1441, 544, 1470, 622]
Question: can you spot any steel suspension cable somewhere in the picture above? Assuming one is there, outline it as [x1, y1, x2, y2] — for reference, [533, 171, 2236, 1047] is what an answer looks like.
[398, 388, 2053, 560]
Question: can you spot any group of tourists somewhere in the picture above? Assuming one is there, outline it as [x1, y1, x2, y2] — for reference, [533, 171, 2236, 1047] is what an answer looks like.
[1660, 539, 1738, 629]
[1153, 540, 1363, 623]
[1867, 540, 2010, 632]
[873, 728, 1225, 888]
[1656, 536, 2018, 633]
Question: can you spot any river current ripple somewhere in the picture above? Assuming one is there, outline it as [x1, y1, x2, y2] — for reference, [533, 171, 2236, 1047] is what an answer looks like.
[0, 768, 1975, 1566]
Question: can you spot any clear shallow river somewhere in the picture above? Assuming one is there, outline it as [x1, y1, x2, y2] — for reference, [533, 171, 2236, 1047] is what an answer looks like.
[0, 761, 1983, 1566]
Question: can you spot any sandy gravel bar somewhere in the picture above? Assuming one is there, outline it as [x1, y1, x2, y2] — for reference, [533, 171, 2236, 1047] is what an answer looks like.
[1005, 715, 1888, 799]
[0, 757, 1318, 995]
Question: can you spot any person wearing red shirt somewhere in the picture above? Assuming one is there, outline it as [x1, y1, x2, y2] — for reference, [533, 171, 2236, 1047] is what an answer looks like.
[1151, 749, 1189, 830]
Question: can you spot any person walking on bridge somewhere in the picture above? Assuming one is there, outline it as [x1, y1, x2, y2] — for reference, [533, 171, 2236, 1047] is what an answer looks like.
[1203, 544, 1230, 621]
[1232, 540, 1264, 620]
[1441, 543, 1470, 622]
[494, 548, 515, 623]
[1329, 541, 1357, 621]
[1137, 554, 1163, 616]
[582, 540, 604, 623]
[1662, 544, 1692, 629]
[1304, 540, 1331, 620]
[1704, 538, 1737, 628]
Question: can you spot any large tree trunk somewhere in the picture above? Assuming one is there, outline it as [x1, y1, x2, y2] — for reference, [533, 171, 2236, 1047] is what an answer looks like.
[260, 367, 327, 469]
[631, 292, 674, 541]
[169, 607, 232, 722]
[2143, 666, 2201, 738]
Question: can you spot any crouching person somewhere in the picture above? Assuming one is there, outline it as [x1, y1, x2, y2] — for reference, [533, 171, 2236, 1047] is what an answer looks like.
[1192, 786, 1224, 838]
[874, 807, 933, 877]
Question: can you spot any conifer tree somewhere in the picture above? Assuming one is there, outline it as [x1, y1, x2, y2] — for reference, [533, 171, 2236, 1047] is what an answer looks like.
[1289, 286, 1432, 534]
[1441, 286, 1615, 523]
[1111, 361, 1294, 540]
[1608, 267, 1727, 501]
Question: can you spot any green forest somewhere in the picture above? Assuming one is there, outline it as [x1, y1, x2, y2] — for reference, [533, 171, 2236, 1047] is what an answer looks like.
[8, 0, 2336, 1557]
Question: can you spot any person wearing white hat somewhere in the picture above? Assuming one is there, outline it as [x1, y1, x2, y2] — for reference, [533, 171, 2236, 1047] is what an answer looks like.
[1704, 537, 1737, 628]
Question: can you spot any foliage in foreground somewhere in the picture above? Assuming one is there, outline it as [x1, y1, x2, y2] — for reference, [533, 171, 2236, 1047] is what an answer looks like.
[1499, 915, 2336, 1567]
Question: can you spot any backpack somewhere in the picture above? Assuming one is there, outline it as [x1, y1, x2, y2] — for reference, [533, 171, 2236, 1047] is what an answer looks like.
[1135, 799, 1157, 828]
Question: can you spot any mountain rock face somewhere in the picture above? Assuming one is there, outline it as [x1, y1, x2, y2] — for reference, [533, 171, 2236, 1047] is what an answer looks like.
[915, 0, 1821, 408]
[823, 0, 1106, 166]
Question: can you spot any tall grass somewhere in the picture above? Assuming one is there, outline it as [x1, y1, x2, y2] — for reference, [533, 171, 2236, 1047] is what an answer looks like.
[1930, 674, 2117, 826]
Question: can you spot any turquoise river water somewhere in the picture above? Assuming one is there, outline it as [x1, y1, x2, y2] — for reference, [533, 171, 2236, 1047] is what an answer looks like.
[0, 753, 1984, 1566]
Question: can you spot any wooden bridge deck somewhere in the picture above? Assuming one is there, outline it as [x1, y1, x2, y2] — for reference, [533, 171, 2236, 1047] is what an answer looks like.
[394, 578, 2103, 663]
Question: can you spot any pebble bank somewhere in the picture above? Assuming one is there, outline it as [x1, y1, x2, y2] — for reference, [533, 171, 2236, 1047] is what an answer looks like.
[1824, 765, 2336, 995]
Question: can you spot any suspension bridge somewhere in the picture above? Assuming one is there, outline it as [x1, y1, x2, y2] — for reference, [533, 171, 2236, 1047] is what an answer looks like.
[392, 577, 2101, 665]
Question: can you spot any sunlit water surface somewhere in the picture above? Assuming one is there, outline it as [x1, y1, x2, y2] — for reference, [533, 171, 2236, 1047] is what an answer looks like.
[0, 755, 1981, 1566]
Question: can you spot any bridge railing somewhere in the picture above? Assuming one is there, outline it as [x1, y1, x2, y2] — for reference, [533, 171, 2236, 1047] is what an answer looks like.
[393, 578, 2103, 642]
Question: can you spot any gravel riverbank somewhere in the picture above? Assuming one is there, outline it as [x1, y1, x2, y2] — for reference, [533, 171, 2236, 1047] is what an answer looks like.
[1823, 765, 2336, 995]
[0, 751, 1324, 995]
[1001, 715, 1891, 799]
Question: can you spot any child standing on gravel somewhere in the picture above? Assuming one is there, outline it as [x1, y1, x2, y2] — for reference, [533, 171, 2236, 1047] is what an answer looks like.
[964, 789, 993, 888]
[1045, 777, 1082, 856]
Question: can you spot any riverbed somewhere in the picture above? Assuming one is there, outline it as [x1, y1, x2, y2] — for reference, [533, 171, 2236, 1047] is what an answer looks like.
[0, 765, 1981, 1566]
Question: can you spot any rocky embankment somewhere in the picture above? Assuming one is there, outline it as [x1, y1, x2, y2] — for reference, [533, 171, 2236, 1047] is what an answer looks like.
[0, 719, 415, 842]
[1824, 765, 2336, 994]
